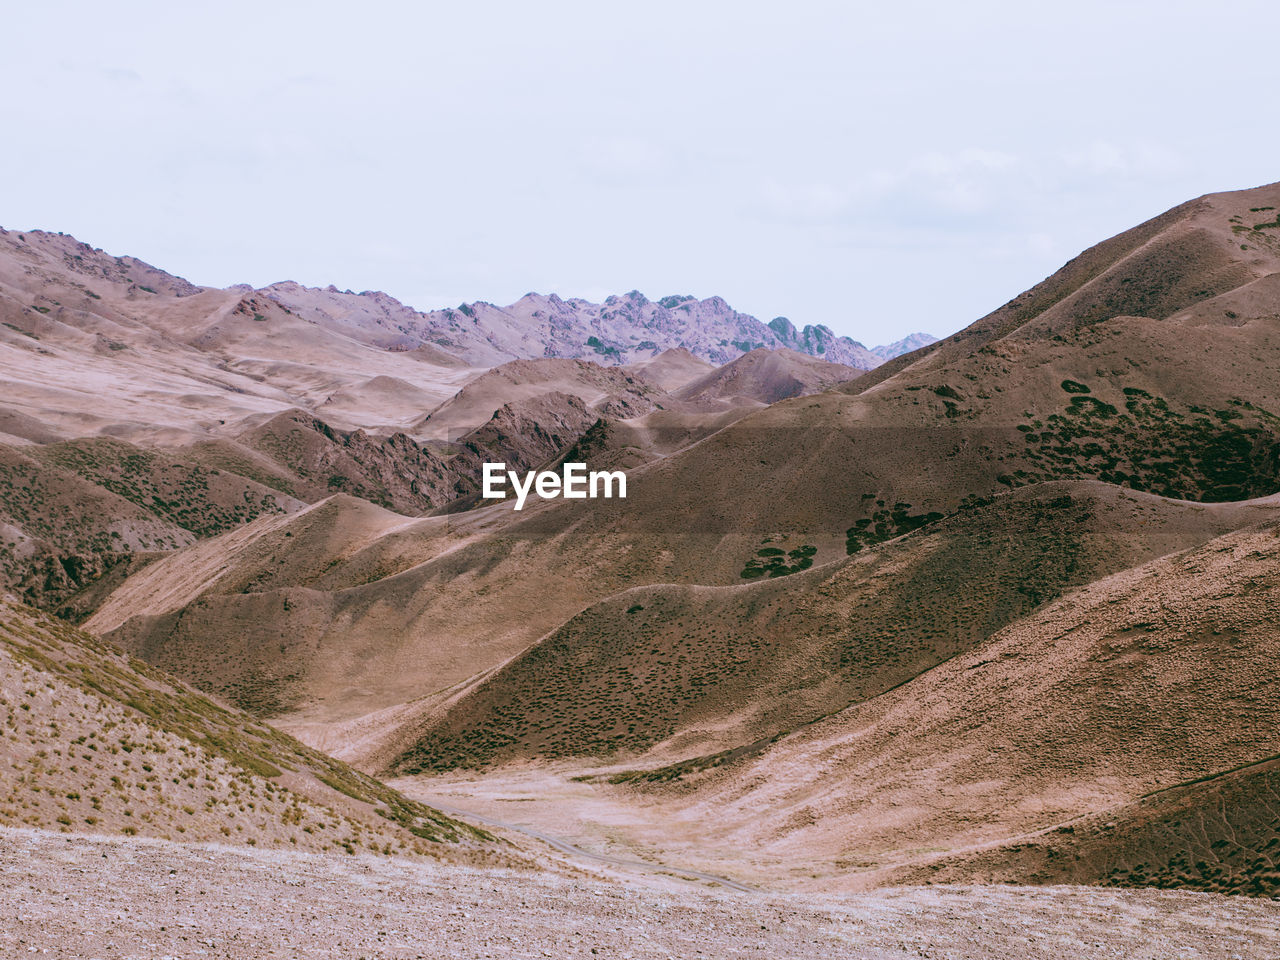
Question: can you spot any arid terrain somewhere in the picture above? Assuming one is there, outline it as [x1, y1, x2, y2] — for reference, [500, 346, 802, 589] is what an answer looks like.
[5, 827, 1276, 959]
[5, 181, 1280, 956]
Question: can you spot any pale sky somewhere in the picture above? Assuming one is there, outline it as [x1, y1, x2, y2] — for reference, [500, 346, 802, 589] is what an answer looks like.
[5, 1, 1279, 345]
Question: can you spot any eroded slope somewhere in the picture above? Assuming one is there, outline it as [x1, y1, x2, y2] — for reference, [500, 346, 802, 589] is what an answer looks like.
[0, 597, 497, 862]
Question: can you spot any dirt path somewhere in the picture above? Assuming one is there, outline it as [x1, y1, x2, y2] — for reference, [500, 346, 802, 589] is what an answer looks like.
[3, 827, 1279, 959]
[425, 798, 758, 893]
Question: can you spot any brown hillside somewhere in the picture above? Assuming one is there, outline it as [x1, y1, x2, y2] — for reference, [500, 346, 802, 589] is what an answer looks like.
[0, 229, 477, 443]
[674, 347, 862, 404]
[624, 347, 715, 392]
[0, 597, 498, 860]
[68, 182, 1280, 901]
[914, 755, 1280, 897]
[235, 410, 468, 513]
[385, 482, 1280, 772]
[604, 519, 1280, 891]
[848, 180, 1280, 394]
[415, 357, 666, 438]
[90, 262, 1280, 747]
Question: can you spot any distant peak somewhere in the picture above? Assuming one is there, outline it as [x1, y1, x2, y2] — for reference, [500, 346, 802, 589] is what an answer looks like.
[657, 294, 694, 309]
[869, 332, 939, 361]
[768, 316, 797, 338]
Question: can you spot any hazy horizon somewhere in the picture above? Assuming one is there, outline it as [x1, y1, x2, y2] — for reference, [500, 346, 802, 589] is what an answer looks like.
[6, 1, 1280, 344]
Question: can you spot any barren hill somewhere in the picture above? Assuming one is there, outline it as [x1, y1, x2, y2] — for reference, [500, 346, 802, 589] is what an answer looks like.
[848, 181, 1280, 393]
[87, 183, 1280, 751]
[16, 182, 1280, 903]
[0, 229, 478, 442]
[0, 596, 497, 861]
[0, 438, 305, 612]
[611, 517, 1280, 893]
[673, 347, 863, 404]
[415, 357, 666, 438]
[870, 332, 938, 361]
[927, 754, 1280, 897]
[0, 223, 929, 616]
[624, 347, 715, 392]
[0, 225, 923, 449]
[382, 482, 1280, 773]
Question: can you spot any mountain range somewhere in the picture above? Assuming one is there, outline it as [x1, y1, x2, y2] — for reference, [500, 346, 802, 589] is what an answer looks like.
[4, 181, 1280, 917]
[229, 275, 929, 370]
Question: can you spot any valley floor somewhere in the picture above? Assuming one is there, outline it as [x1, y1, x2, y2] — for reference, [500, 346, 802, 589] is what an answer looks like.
[1, 827, 1276, 959]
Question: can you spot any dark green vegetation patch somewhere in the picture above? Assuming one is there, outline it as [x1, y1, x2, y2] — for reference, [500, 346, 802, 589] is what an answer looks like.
[741, 543, 816, 578]
[846, 502, 945, 555]
[1002, 389, 1280, 502]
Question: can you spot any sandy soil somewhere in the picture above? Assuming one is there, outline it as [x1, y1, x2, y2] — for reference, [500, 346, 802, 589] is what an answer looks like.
[1, 826, 1276, 959]
[396, 769, 776, 890]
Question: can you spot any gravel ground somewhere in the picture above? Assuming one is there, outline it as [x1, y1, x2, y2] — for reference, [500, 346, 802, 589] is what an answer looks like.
[1, 827, 1277, 959]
